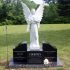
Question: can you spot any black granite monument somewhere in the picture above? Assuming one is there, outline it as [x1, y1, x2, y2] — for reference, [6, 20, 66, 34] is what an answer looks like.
[13, 42, 57, 64]
[13, 42, 27, 64]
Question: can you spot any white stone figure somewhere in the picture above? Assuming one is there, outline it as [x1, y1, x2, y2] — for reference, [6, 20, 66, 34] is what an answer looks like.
[20, 1, 49, 50]
[44, 58, 49, 64]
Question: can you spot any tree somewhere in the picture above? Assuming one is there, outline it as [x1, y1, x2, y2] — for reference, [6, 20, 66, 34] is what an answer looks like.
[42, 3, 58, 23]
[0, 3, 8, 22]
[58, 0, 70, 17]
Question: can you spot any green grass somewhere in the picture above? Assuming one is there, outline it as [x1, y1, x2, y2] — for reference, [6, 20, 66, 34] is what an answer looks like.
[0, 24, 70, 70]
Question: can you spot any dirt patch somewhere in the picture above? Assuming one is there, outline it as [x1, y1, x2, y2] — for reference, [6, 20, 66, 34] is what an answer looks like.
[0, 60, 7, 66]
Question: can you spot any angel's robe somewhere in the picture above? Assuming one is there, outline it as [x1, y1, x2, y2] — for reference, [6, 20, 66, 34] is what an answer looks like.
[28, 14, 40, 50]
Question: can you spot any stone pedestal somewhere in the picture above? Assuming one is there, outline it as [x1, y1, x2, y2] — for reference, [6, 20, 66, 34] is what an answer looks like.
[13, 42, 57, 64]
[9, 43, 63, 68]
[8, 42, 63, 68]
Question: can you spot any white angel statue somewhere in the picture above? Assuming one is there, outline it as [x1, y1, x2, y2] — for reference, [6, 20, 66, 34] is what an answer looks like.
[20, 0, 49, 50]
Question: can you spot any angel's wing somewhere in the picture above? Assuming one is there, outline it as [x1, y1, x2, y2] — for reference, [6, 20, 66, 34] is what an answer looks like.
[34, 4, 44, 23]
[21, 2, 31, 31]
[21, 2, 31, 23]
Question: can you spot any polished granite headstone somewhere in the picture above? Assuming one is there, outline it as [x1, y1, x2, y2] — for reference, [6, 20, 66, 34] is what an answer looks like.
[9, 42, 63, 68]
[42, 43, 57, 62]
[27, 50, 43, 64]
[13, 42, 27, 64]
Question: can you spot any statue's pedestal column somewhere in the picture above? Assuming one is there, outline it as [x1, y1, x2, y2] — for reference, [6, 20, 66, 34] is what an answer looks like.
[29, 43, 40, 50]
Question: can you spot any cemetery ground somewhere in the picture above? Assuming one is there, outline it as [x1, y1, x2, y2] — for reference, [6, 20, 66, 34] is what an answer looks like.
[0, 24, 70, 70]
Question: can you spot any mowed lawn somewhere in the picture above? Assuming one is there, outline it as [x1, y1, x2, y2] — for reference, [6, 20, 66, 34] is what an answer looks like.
[0, 24, 70, 70]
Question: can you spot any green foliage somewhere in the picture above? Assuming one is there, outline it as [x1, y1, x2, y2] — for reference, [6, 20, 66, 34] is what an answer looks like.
[58, 0, 70, 17]
[57, 0, 70, 23]
[54, 17, 70, 23]
[42, 3, 58, 23]
[0, 0, 70, 25]
[0, 0, 26, 25]
[0, 3, 8, 22]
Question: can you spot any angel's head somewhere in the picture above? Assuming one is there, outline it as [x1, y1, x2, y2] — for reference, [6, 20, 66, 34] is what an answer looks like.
[31, 9, 35, 15]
